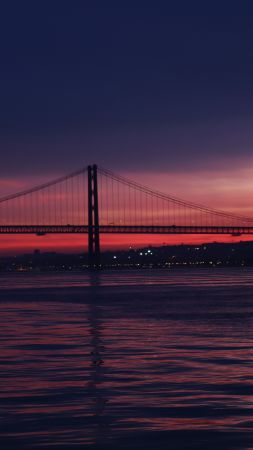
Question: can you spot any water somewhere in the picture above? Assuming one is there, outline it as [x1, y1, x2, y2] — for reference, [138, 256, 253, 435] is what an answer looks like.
[1, 269, 253, 449]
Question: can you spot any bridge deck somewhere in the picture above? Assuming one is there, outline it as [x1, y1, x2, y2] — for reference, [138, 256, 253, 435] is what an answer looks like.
[0, 225, 252, 235]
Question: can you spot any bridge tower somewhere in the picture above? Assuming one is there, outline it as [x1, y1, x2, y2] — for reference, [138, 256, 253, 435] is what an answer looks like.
[88, 164, 100, 268]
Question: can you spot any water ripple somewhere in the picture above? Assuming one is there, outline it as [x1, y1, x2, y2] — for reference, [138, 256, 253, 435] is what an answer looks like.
[1, 270, 253, 448]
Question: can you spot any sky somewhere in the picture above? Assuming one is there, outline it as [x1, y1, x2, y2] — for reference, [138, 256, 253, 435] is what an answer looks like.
[1, 2, 253, 253]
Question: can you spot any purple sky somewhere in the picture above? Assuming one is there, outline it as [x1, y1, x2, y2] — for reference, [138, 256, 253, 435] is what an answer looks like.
[1, 3, 253, 178]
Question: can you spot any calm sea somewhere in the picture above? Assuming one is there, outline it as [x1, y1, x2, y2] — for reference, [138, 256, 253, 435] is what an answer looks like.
[1, 269, 253, 449]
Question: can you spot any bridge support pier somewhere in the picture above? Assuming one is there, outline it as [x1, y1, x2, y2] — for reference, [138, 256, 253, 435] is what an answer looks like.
[88, 164, 100, 269]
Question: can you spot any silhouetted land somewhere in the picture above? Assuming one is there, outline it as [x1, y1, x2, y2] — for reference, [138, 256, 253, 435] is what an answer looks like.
[1, 241, 253, 271]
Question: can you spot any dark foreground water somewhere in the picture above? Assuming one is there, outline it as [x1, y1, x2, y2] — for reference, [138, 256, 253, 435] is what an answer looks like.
[1, 269, 253, 449]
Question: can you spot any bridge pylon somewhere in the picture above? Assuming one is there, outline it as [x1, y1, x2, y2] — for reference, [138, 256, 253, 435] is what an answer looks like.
[88, 164, 100, 269]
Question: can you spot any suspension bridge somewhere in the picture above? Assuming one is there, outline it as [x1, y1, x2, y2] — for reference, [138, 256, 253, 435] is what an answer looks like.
[1, 164, 253, 268]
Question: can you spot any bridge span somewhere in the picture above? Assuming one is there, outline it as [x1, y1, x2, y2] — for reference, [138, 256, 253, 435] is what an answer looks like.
[1, 164, 253, 267]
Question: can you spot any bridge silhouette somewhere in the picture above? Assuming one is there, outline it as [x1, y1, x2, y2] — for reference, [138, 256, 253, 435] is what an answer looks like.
[1, 164, 253, 268]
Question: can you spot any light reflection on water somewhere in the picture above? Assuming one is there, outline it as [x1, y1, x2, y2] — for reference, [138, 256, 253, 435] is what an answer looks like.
[1, 269, 253, 449]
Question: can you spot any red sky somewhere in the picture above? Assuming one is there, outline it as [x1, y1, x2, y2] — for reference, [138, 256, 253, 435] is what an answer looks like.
[0, 234, 251, 256]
